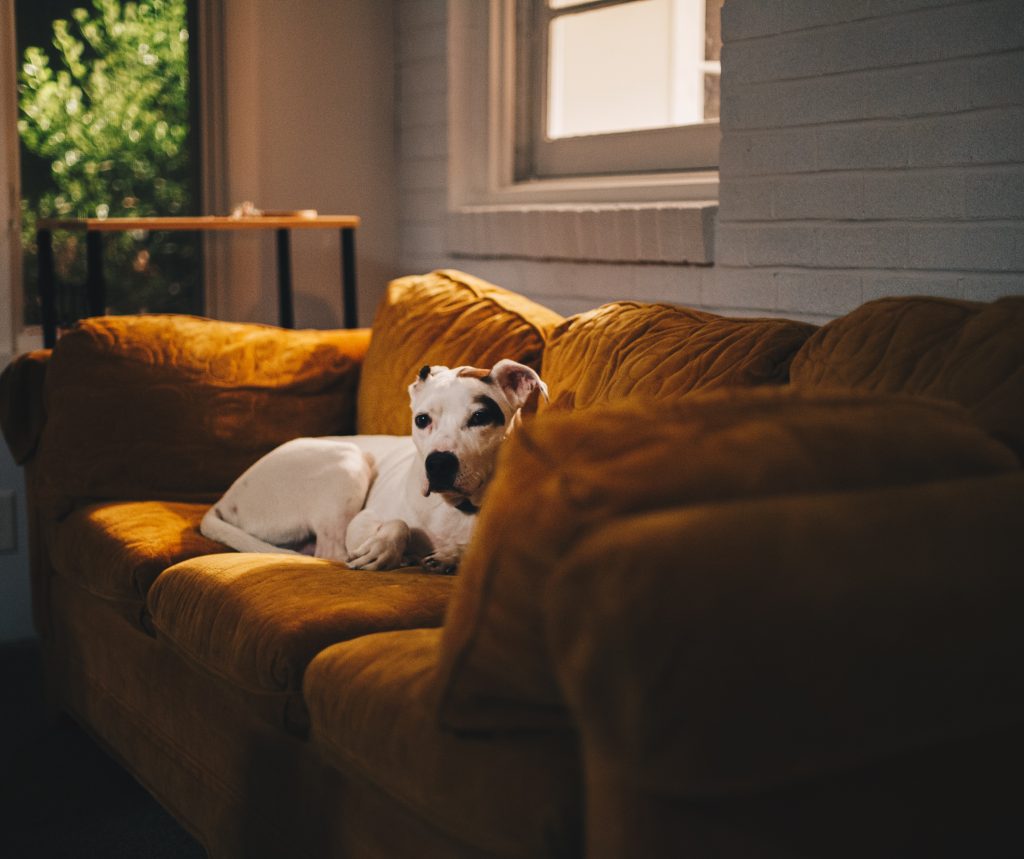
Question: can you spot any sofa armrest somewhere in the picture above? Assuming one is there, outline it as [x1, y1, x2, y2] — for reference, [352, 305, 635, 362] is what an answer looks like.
[546, 471, 1024, 798]
[0, 349, 51, 464]
[27, 315, 371, 516]
[435, 387, 1019, 733]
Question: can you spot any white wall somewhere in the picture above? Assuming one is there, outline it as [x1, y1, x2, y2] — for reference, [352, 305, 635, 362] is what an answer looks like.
[714, 0, 1024, 321]
[395, 0, 1024, 323]
[396, 0, 453, 276]
[214, 0, 398, 328]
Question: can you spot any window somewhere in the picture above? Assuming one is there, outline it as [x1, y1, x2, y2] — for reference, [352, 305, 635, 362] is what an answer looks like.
[447, 0, 721, 264]
[14, 0, 202, 330]
[516, 0, 722, 180]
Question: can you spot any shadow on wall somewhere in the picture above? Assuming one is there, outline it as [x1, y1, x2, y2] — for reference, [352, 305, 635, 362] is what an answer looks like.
[0, 439, 31, 642]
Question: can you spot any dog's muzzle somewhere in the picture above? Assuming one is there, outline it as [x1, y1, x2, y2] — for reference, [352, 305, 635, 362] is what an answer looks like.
[425, 451, 459, 493]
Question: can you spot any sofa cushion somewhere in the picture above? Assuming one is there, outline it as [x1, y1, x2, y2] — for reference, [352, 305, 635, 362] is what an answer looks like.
[435, 388, 1020, 732]
[33, 315, 371, 517]
[304, 628, 581, 859]
[147, 553, 454, 734]
[540, 301, 816, 412]
[790, 295, 1024, 458]
[547, 471, 1024, 795]
[51, 500, 222, 627]
[357, 270, 563, 435]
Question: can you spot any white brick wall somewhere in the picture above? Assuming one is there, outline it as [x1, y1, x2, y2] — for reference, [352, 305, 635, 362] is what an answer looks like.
[716, 0, 1024, 321]
[395, 0, 452, 277]
[396, 0, 1024, 324]
[394, 0, 711, 319]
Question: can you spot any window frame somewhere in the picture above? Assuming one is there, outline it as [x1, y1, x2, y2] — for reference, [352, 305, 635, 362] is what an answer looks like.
[516, 0, 721, 181]
[448, 0, 720, 211]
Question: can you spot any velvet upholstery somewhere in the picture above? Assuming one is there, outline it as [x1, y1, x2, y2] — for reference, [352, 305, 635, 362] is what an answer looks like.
[147, 553, 454, 734]
[48, 574, 493, 859]
[0, 348, 50, 463]
[1, 273, 1021, 859]
[51, 500, 220, 627]
[548, 472, 1024, 857]
[305, 628, 581, 858]
[31, 315, 371, 517]
[791, 295, 1024, 457]
[436, 389, 1019, 731]
[356, 270, 563, 435]
[540, 301, 816, 412]
[547, 471, 1024, 794]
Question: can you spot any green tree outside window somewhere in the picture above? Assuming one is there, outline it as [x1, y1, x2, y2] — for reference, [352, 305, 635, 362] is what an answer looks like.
[17, 0, 200, 325]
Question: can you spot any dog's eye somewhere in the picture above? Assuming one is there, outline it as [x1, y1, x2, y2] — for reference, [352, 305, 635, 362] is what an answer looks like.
[414, 413, 431, 429]
[467, 396, 505, 428]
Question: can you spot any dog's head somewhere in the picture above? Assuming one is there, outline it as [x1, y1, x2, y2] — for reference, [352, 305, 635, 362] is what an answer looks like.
[408, 359, 548, 507]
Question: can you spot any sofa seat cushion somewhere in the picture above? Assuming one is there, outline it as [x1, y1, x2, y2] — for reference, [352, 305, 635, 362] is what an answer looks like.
[790, 295, 1024, 458]
[540, 301, 816, 412]
[435, 388, 1021, 732]
[147, 553, 454, 735]
[304, 628, 581, 859]
[51, 500, 223, 626]
[357, 270, 563, 435]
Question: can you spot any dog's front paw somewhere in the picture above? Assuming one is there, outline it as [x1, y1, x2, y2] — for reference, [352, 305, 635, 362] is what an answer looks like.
[421, 551, 460, 575]
[347, 536, 405, 571]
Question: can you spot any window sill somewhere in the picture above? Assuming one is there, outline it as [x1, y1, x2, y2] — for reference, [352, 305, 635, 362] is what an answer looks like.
[445, 200, 718, 265]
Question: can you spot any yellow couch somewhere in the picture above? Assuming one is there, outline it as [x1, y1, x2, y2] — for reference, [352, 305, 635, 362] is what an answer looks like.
[3, 269, 1023, 858]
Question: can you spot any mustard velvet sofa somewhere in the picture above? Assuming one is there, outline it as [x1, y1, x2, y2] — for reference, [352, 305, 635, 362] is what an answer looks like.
[2, 269, 1024, 859]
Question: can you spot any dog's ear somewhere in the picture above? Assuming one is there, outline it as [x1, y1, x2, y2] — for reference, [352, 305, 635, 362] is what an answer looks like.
[409, 364, 434, 400]
[491, 359, 548, 411]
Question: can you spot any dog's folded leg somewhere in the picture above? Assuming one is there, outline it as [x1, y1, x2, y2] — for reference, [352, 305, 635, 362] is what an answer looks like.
[346, 511, 410, 571]
[311, 495, 369, 564]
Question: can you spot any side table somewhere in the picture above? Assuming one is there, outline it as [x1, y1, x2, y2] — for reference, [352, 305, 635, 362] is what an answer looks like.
[35, 214, 361, 347]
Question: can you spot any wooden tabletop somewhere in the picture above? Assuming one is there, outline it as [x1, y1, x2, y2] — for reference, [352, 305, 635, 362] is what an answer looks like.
[36, 214, 361, 232]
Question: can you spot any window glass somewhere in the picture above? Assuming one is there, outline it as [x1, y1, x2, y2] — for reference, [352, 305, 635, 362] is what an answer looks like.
[548, 1, 673, 138]
[545, 0, 721, 140]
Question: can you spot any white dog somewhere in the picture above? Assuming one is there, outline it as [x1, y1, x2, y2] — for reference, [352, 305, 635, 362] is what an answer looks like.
[200, 359, 547, 572]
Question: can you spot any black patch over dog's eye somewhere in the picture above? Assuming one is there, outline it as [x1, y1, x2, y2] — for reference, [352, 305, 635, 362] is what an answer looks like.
[415, 413, 432, 429]
[467, 396, 505, 428]
[418, 365, 431, 381]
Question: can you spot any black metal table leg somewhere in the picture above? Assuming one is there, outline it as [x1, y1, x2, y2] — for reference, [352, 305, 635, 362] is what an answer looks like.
[38, 228, 57, 349]
[276, 228, 294, 329]
[341, 227, 357, 328]
[85, 230, 106, 318]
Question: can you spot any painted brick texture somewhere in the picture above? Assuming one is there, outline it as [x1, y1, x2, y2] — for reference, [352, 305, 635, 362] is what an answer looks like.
[396, 0, 1023, 322]
[716, 0, 1024, 318]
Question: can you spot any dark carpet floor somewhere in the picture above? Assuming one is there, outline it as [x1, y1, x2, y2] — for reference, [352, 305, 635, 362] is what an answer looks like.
[0, 638, 207, 858]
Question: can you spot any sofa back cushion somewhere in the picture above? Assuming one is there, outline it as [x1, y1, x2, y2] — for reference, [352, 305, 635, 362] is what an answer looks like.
[540, 302, 817, 412]
[356, 270, 563, 435]
[33, 315, 371, 517]
[791, 295, 1024, 457]
[434, 388, 1020, 732]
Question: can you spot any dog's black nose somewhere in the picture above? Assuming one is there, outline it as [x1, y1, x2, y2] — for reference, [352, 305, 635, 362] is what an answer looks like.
[425, 451, 459, 489]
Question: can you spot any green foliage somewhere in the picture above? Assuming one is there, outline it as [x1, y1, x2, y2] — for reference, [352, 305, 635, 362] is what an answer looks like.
[18, 0, 199, 320]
